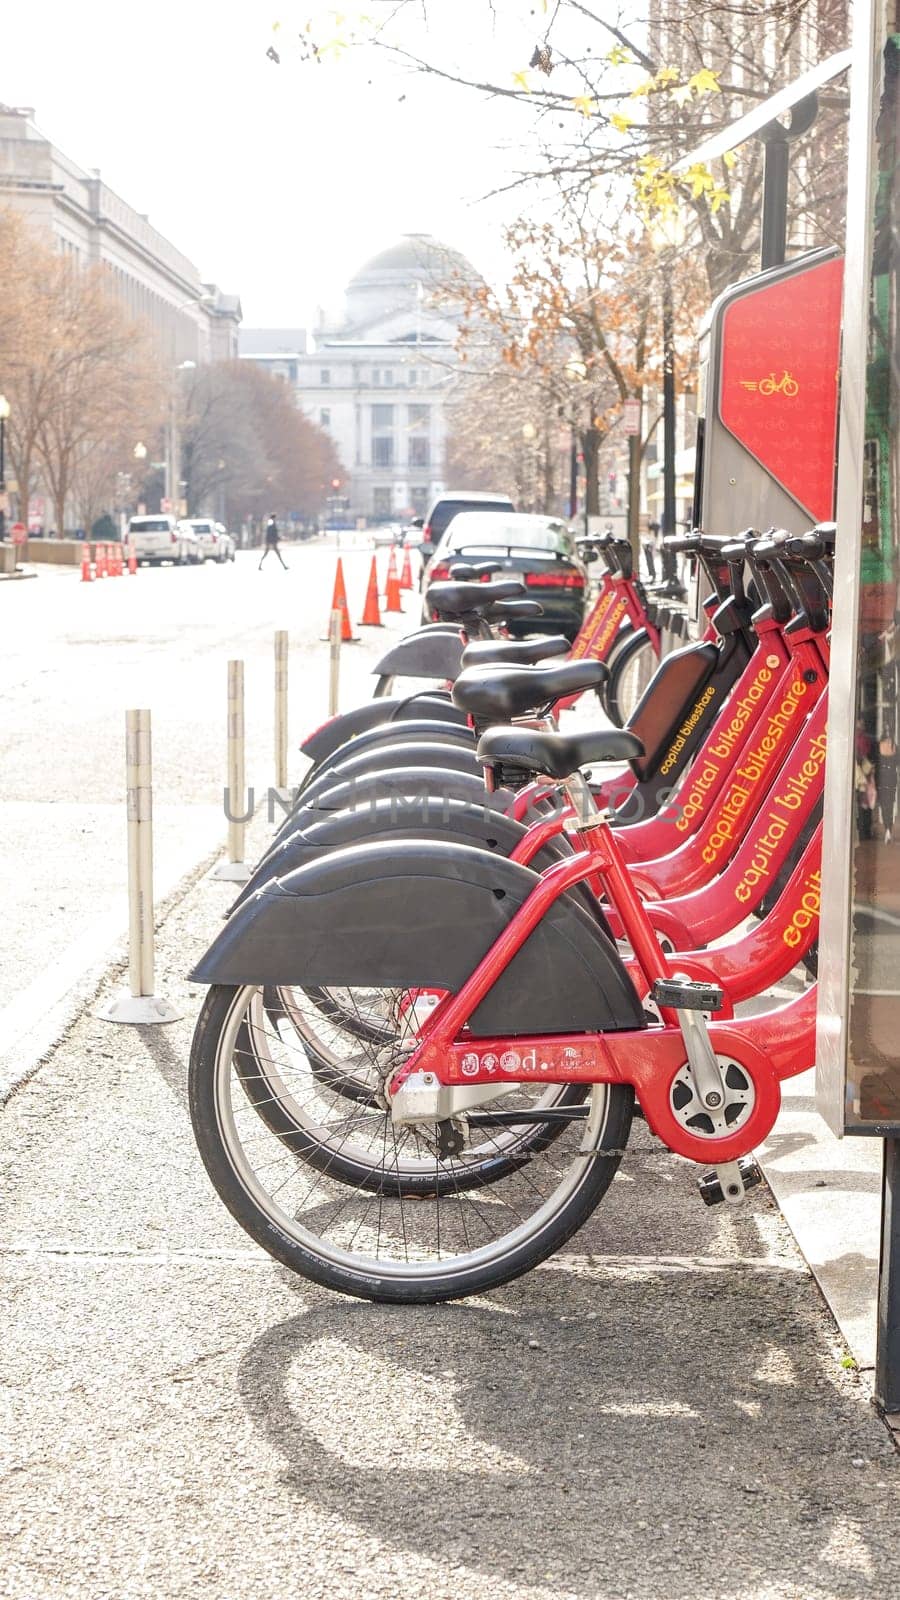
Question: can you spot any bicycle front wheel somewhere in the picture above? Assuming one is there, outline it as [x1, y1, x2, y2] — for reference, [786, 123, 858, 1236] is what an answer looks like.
[603, 628, 658, 726]
[190, 983, 633, 1303]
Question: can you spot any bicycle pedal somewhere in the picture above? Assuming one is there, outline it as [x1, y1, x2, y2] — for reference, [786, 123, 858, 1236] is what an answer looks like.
[698, 1155, 763, 1207]
[651, 977, 724, 1012]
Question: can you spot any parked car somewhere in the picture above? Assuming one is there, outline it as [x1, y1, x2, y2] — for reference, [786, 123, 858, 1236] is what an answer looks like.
[184, 518, 236, 562]
[417, 491, 515, 586]
[127, 514, 195, 566]
[372, 523, 404, 547]
[421, 511, 588, 640]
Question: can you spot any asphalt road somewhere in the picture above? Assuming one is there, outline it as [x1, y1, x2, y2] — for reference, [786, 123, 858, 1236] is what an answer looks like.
[0, 541, 395, 1093]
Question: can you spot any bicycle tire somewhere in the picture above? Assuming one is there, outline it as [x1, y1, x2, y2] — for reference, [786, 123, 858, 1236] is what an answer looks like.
[190, 983, 633, 1303]
[603, 628, 658, 726]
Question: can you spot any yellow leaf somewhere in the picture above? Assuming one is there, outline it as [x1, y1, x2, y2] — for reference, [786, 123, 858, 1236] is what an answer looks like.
[631, 77, 656, 97]
[610, 111, 634, 134]
[709, 186, 731, 213]
[606, 45, 634, 66]
[684, 163, 713, 198]
[723, 149, 737, 170]
[689, 68, 721, 96]
[513, 70, 532, 92]
[655, 66, 679, 85]
[572, 94, 596, 117]
[671, 84, 694, 108]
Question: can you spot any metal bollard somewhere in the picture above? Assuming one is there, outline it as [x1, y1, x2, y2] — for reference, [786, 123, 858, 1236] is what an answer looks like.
[211, 659, 252, 882]
[329, 607, 341, 716]
[97, 709, 181, 1024]
[274, 629, 288, 793]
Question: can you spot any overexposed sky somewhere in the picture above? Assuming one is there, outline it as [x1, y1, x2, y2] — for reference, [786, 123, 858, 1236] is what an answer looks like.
[1, 1, 573, 327]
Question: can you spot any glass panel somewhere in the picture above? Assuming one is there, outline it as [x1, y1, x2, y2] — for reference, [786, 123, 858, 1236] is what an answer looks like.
[372, 404, 394, 427]
[846, 28, 900, 1128]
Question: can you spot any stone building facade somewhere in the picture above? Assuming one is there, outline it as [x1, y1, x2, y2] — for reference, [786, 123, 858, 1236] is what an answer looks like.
[0, 104, 241, 364]
[241, 234, 478, 521]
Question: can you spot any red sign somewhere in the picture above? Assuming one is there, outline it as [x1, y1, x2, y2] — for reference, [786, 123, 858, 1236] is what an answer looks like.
[719, 257, 843, 522]
[11, 522, 26, 544]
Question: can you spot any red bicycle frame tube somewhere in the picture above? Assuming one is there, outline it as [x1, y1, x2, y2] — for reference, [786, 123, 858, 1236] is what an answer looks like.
[620, 689, 829, 950]
[392, 828, 817, 1164]
[627, 635, 826, 897]
[622, 825, 822, 1008]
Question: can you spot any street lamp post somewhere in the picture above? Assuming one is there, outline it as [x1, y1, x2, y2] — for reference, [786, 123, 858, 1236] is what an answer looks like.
[648, 211, 686, 595]
[0, 394, 10, 541]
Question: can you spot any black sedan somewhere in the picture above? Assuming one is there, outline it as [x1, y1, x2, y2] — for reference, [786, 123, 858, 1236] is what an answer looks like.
[421, 512, 588, 640]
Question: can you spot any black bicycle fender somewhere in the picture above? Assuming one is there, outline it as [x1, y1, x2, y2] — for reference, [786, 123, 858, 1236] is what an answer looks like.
[269, 760, 496, 849]
[231, 796, 541, 910]
[373, 629, 465, 683]
[269, 748, 483, 851]
[300, 695, 463, 763]
[234, 793, 605, 929]
[190, 841, 644, 1037]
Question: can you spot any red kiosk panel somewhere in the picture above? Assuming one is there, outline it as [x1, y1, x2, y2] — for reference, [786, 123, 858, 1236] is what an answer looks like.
[719, 257, 844, 522]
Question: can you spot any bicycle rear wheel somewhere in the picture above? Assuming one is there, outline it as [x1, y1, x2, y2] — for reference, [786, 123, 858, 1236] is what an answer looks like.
[190, 983, 633, 1303]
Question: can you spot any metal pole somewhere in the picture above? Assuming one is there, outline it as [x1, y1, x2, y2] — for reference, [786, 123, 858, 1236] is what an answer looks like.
[274, 629, 288, 791]
[569, 429, 578, 520]
[660, 278, 682, 595]
[227, 659, 246, 864]
[96, 710, 180, 1023]
[329, 608, 341, 716]
[876, 1137, 900, 1413]
[760, 135, 790, 271]
[210, 660, 252, 881]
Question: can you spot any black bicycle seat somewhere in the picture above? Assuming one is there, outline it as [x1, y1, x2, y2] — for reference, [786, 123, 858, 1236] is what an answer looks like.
[476, 725, 644, 780]
[448, 559, 503, 580]
[452, 660, 607, 721]
[488, 599, 544, 620]
[460, 635, 569, 668]
[426, 578, 525, 617]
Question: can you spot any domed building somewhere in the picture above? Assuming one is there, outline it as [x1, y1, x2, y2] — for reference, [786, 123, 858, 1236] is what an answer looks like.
[297, 234, 480, 522]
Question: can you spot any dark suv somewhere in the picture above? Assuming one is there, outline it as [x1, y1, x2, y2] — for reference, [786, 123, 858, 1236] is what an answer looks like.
[419, 491, 514, 573]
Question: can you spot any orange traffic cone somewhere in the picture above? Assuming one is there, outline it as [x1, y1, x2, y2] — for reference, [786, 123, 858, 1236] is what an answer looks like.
[81, 544, 93, 583]
[399, 546, 413, 591]
[96, 544, 107, 578]
[127, 539, 137, 575]
[384, 547, 403, 613]
[323, 557, 359, 642]
[359, 555, 383, 625]
[110, 542, 120, 576]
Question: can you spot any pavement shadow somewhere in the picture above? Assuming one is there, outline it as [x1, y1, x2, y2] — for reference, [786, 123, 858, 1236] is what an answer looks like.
[237, 1259, 900, 1597]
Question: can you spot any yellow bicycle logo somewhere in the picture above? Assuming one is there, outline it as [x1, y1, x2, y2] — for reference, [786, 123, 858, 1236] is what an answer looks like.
[739, 370, 800, 397]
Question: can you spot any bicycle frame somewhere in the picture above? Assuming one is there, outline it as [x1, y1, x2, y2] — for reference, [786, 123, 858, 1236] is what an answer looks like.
[390, 819, 815, 1167]
[569, 563, 661, 665]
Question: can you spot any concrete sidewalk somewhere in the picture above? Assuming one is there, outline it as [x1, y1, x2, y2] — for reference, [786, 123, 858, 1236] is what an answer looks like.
[3, 834, 900, 1600]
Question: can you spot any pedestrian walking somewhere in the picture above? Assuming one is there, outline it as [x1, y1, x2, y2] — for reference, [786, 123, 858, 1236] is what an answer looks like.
[879, 728, 898, 843]
[259, 514, 287, 570]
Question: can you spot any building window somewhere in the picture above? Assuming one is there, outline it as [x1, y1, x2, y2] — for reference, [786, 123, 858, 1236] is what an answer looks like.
[383, 369, 394, 386]
[373, 487, 392, 517]
[373, 405, 394, 428]
[409, 437, 430, 468]
[408, 367, 418, 384]
[373, 436, 394, 467]
[410, 485, 430, 515]
[320, 368, 331, 385]
[289, 361, 298, 382]
[372, 369, 380, 386]
[320, 408, 331, 427]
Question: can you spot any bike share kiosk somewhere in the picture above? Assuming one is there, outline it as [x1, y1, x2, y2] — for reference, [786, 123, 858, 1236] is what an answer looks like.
[819, 2, 900, 1415]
